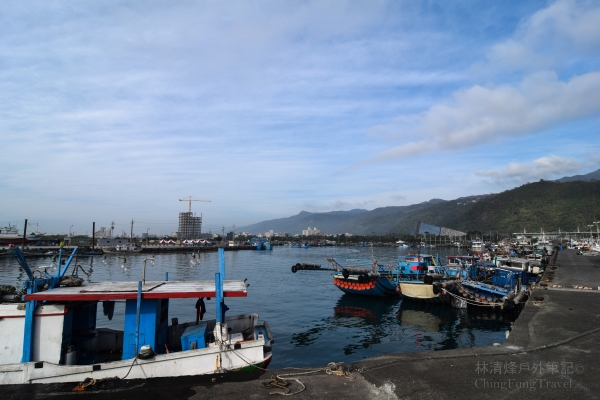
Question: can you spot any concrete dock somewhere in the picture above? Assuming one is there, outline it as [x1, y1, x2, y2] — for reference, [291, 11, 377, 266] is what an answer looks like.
[3, 249, 599, 399]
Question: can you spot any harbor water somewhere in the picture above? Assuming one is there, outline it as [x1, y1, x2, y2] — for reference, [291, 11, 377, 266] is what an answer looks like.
[0, 246, 516, 369]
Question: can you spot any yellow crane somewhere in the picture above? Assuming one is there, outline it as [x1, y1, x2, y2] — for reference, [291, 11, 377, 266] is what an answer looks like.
[179, 196, 211, 213]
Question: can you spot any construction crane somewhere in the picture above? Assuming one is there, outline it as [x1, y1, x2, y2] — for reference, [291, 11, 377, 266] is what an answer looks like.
[179, 196, 211, 213]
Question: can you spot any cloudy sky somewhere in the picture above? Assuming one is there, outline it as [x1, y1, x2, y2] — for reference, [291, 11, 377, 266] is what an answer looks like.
[2, 0, 599, 236]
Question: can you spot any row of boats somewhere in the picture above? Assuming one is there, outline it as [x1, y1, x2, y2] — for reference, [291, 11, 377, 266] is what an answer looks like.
[293, 248, 553, 311]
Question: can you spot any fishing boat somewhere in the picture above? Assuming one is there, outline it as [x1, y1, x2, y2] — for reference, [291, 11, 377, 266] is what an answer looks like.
[470, 239, 484, 252]
[396, 253, 450, 304]
[443, 265, 529, 310]
[493, 256, 543, 284]
[444, 255, 478, 279]
[0, 223, 44, 245]
[327, 258, 398, 297]
[251, 238, 272, 251]
[0, 245, 273, 388]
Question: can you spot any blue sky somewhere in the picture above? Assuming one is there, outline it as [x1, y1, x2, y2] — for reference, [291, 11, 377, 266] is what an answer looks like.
[2, 0, 600, 236]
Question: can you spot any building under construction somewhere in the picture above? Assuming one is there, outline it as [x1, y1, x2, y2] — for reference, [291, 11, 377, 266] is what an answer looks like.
[178, 212, 202, 240]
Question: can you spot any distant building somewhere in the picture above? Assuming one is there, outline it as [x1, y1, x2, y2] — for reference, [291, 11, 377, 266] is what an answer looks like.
[413, 221, 465, 237]
[94, 227, 109, 238]
[178, 212, 202, 240]
[302, 227, 321, 236]
[97, 237, 131, 247]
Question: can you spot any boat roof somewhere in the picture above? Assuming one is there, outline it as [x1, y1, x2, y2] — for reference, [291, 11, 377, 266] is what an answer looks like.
[447, 255, 478, 259]
[497, 257, 529, 263]
[24, 280, 247, 301]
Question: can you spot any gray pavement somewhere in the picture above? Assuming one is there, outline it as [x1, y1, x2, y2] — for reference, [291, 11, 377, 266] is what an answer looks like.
[184, 249, 600, 399]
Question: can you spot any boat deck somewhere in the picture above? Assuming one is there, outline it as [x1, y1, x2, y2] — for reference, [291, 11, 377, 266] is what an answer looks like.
[24, 280, 248, 301]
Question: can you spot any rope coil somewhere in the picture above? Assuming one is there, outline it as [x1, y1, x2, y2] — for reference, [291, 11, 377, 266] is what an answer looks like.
[261, 362, 354, 396]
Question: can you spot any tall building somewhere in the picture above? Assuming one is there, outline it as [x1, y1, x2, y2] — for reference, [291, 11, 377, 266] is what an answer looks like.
[178, 212, 202, 239]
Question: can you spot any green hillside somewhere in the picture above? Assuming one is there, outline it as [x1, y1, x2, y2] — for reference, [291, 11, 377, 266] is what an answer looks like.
[239, 180, 600, 235]
[442, 180, 600, 233]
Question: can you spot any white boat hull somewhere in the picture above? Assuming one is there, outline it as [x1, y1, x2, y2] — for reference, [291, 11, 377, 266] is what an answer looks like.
[0, 340, 271, 385]
[399, 282, 448, 303]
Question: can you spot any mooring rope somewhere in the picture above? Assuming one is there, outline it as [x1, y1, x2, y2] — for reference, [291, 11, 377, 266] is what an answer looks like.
[261, 362, 354, 396]
[73, 355, 139, 391]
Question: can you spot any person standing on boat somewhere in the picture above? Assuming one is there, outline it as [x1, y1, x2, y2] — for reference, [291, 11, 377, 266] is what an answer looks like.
[195, 297, 206, 323]
[221, 302, 229, 322]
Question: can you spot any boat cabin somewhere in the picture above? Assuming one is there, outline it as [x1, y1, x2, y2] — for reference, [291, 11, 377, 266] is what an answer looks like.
[396, 254, 444, 279]
[0, 280, 250, 366]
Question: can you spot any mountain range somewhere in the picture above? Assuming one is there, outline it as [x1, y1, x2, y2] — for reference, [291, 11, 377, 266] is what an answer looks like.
[238, 169, 600, 235]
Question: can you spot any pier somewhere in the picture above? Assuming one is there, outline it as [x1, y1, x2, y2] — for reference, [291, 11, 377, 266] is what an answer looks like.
[0, 244, 258, 258]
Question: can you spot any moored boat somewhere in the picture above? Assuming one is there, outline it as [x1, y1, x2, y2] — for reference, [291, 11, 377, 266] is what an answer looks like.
[0, 245, 273, 388]
[396, 253, 450, 304]
[442, 266, 529, 310]
[327, 258, 398, 297]
[0, 223, 44, 245]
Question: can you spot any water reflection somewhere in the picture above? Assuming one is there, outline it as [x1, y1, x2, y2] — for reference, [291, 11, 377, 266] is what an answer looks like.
[290, 295, 400, 355]
[398, 301, 515, 351]
[291, 294, 515, 357]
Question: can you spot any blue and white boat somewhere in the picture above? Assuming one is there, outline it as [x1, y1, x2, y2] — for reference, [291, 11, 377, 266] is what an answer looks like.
[395, 240, 410, 248]
[0, 245, 273, 388]
[251, 238, 272, 250]
[444, 264, 529, 310]
[396, 253, 450, 304]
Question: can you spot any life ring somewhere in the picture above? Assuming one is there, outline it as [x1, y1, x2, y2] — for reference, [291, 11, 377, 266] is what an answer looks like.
[342, 269, 349, 279]
[291, 265, 297, 273]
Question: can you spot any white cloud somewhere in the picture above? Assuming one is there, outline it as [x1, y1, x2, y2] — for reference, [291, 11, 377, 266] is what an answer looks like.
[487, 0, 600, 70]
[350, 0, 600, 172]
[357, 70, 600, 165]
[475, 155, 582, 184]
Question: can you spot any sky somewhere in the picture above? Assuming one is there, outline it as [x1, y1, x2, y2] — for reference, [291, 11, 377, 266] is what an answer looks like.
[1, 0, 600, 236]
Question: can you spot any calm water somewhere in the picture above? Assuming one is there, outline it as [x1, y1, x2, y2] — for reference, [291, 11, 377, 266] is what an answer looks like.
[0, 246, 515, 369]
